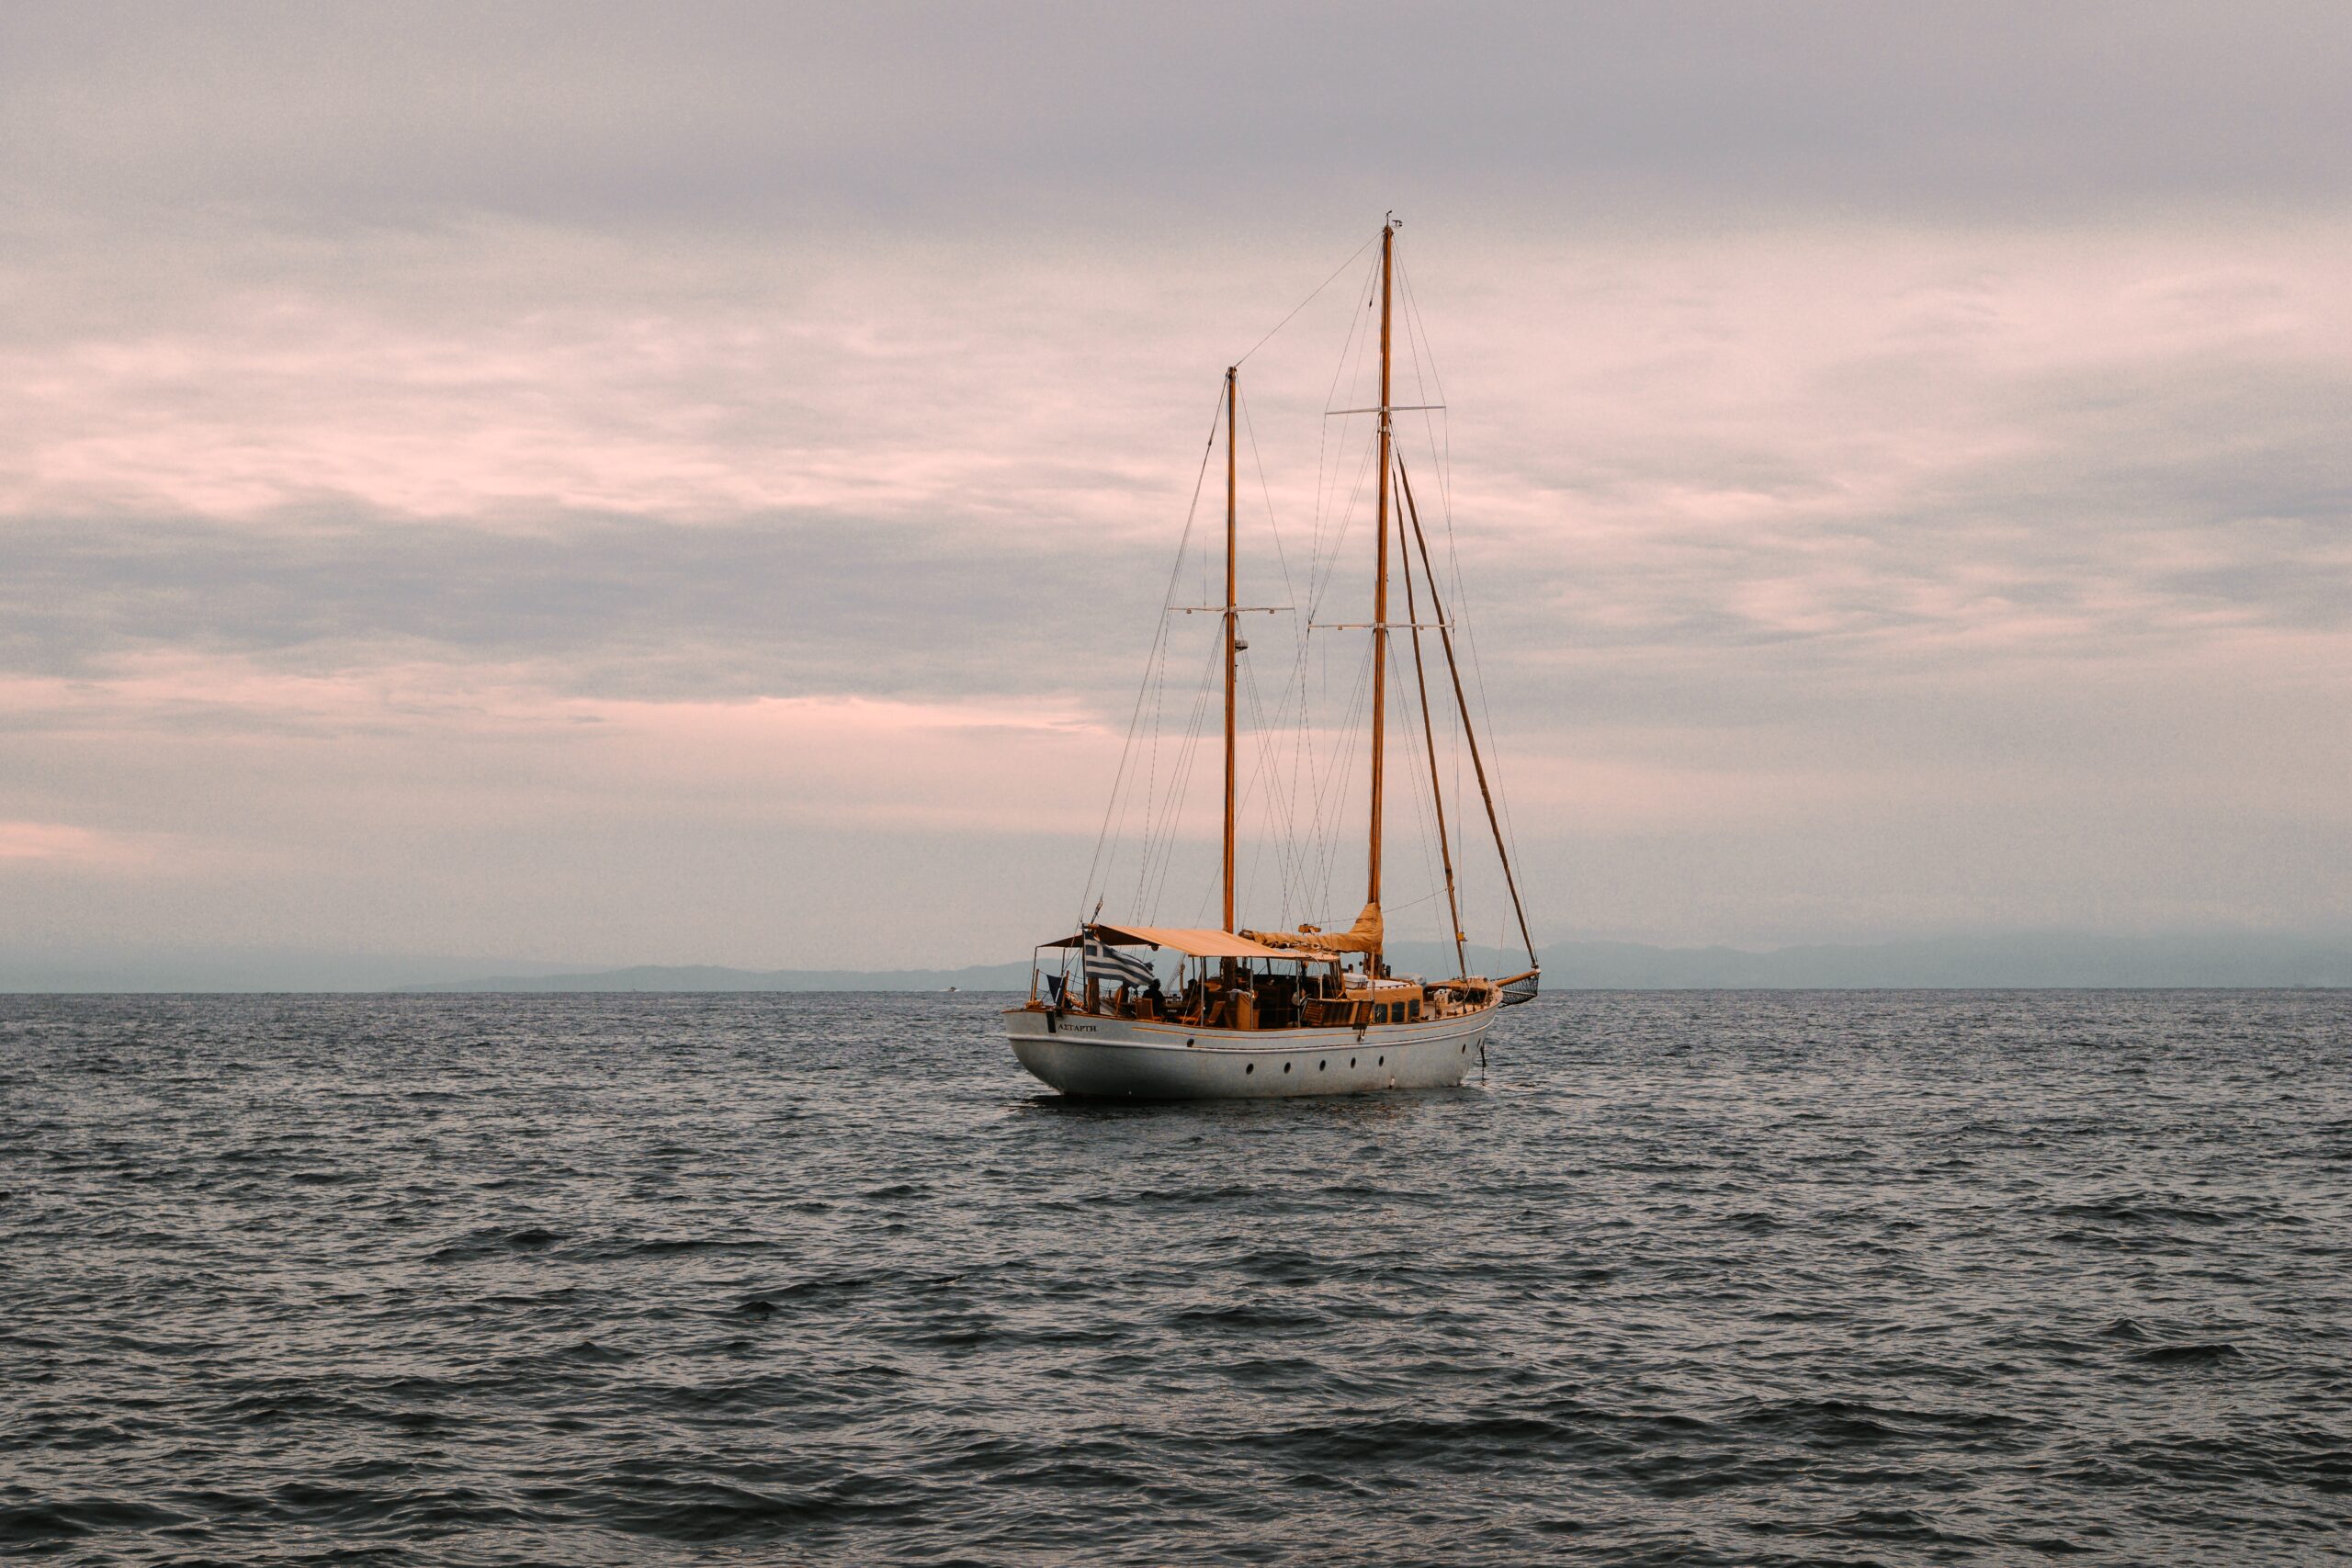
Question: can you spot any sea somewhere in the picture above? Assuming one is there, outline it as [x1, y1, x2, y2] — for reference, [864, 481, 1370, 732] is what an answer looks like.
[3, 989, 2347, 1565]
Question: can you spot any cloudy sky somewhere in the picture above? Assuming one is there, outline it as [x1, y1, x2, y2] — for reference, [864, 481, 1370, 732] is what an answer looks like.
[5, 3, 2349, 981]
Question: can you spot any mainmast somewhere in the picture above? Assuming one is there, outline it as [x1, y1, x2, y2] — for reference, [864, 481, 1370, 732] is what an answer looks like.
[1221, 366, 1238, 933]
[1365, 219, 1396, 961]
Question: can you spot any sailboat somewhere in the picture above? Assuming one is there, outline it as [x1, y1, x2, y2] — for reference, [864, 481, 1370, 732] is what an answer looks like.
[1005, 219, 1538, 1099]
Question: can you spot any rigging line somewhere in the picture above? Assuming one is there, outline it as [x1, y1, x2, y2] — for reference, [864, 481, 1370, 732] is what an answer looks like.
[1264, 718, 1309, 928]
[1237, 570, 1319, 920]
[1395, 450, 1537, 968]
[1273, 618, 1327, 927]
[1146, 634, 1219, 899]
[1234, 230, 1380, 368]
[1397, 457, 1466, 976]
[1295, 633, 1368, 926]
[1121, 634, 1168, 912]
[1235, 655, 1289, 916]
[1080, 382, 1225, 926]
[1393, 621, 1448, 941]
[1306, 640, 1374, 920]
[1233, 661, 1276, 919]
[1398, 267, 1448, 535]
[1140, 635, 1220, 920]
[1395, 249, 1455, 525]
[1382, 581, 1448, 941]
[1310, 246, 1379, 594]
[1244, 652, 1315, 925]
[1313, 249, 1385, 599]
[1237, 387, 1297, 615]
[1129, 629, 1178, 913]
[1306, 434, 1379, 626]
[1134, 618, 1209, 913]
[1404, 367, 1527, 908]
[1125, 558, 1190, 915]
[1234, 672, 1297, 930]
[1159, 636, 1223, 911]
[1392, 258, 1487, 851]
[1221, 638, 1306, 922]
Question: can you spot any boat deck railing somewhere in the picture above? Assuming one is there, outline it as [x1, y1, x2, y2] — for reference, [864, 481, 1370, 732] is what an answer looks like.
[1028, 974, 1498, 1031]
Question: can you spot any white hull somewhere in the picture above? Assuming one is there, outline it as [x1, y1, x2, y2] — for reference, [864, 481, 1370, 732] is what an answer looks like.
[1003, 1006, 1493, 1100]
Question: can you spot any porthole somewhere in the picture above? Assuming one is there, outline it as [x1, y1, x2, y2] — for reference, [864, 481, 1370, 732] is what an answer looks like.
[1460, 1043, 1467, 1053]
[1377, 1055, 1385, 1066]
[1349, 1056, 1357, 1067]
[1318, 1059, 1327, 1071]
[1244, 1063, 1254, 1075]
[1283, 1062, 1292, 1074]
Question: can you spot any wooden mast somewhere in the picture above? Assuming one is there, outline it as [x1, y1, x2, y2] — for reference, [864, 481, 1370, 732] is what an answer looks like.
[1365, 220, 1395, 963]
[1222, 366, 1238, 933]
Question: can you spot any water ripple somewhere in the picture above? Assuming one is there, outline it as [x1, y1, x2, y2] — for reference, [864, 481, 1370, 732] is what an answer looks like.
[2, 988, 2348, 1563]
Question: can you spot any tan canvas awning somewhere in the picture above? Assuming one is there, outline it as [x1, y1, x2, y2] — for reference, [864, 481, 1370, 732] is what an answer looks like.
[1093, 924, 1301, 960]
[1036, 923, 1327, 960]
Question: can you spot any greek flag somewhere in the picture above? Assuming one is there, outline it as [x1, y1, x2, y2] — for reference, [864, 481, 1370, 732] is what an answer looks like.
[1085, 937, 1156, 988]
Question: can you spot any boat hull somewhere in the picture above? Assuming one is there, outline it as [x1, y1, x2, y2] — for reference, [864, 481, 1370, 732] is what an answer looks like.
[1003, 1006, 1492, 1100]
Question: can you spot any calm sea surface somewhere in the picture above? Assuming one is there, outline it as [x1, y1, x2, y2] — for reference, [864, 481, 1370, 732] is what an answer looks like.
[3, 990, 2348, 1565]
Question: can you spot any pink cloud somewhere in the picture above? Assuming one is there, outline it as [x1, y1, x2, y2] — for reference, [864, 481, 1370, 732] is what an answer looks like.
[0, 820, 137, 863]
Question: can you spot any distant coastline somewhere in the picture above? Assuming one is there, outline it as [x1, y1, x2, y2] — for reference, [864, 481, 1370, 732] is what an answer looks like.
[8, 933, 2346, 994]
[397, 933, 2352, 994]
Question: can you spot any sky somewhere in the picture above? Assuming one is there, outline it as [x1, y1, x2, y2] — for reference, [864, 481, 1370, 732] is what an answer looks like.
[5, 3, 2349, 981]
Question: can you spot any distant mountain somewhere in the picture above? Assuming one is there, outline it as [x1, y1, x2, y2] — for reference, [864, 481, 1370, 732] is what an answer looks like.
[12, 932, 2346, 994]
[397, 933, 2352, 994]
[1535, 933, 2352, 989]
[400, 961, 1038, 993]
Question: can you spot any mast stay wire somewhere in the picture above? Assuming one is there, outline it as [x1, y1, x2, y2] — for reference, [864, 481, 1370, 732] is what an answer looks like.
[1309, 253, 1385, 620]
[1138, 635, 1222, 921]
[1395, 259, 1476, 947]
[1284, 247, 1394, 928]
[1396, 244, 1532, 952]
[1242, 658, 1309, 926]
[1286, 272, 1384, 923]
[1307, 640, 1374, 920]
[1238, 388, 1299, 627]
[1079, 386, 1227, 929]
[1395, 247, 1454, 530]
[1291, 256, 1377, 919]
[1236, 381, 1322, 901]
[1394, 446, 1539, 968]
[1234, 231, 1381, 369]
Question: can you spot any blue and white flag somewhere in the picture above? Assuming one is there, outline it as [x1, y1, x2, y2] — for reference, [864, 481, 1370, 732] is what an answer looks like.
[1084, 937, 1157, 988]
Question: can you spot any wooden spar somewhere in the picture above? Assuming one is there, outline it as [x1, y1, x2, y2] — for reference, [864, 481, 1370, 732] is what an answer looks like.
[1397, 456, 1466, 978]
[1222, 367, 1238, 933]
[1394, 454, 1540, 971]
[1366, 220, 1395, 953]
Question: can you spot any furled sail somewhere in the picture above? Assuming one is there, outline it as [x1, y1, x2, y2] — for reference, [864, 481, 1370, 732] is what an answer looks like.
[1240, 902, 1384, 956]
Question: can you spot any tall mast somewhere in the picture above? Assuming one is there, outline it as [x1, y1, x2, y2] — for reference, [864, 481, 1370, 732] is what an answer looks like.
[1222, 366, 1238, 932]
[1366, 220, 1396, 954]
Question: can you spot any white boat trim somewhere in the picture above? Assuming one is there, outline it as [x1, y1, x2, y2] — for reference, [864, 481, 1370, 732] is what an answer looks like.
[1004, 1004, 1493, 1100]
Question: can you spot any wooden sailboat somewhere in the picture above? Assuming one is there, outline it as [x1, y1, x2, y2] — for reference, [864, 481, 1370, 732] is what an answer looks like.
[1005, 220, 1538, 1099]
